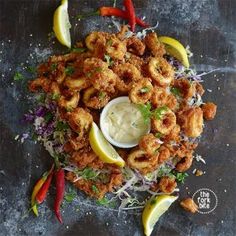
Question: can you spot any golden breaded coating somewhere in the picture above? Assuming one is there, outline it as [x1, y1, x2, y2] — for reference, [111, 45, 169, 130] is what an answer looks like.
[201, 102, 217, 120]
[67, 107, 93, 136]
[158, 176, 177, 194]
[139, 133, 161, 156]
[28, 77, 51, 92]
[126, 36, 146, 56]
[144, 32, 166, 57]
[180, 198, 198, 213]
[129, 78, 153, 104]
[177, 107, 203, 138]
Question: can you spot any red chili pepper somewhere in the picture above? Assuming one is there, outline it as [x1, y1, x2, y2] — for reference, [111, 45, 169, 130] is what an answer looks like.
[99, 7, 149, 28]
[54, 168, 65, 223]
[123, 0, 136, 32]
[35, 166, 54, 204]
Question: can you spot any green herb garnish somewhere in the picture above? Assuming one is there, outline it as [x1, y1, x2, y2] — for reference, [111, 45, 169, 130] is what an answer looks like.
[81, 167, 98, 180]
[56, 121, 69, 131]
[104, 54, 113, 66]
[52, 93, 60, 101]
[138, 102, 152, 124]
[65, 66, 75, 76]
[106, 39, 113, 46]
[91, 185, 99, 194]
[170, 87, 181, 97]
[96, 197, 116, 208]
[26, 66, 36, 74]
[71, 47, 86, 53]
[152, 106, 168, 120]
[155, 132, 163, 139]
[13, 72, 24, 81]
[44, 112, 53, 123]
[64, 188, 77, 203]
[140, 87, 150, 93]
[98, 92, 106, 100]
[50, 63, 57, 71]
[175, 172, 189, 183]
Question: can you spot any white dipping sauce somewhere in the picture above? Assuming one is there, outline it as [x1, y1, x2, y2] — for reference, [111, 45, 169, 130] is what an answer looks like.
[104, 102, 149, 143]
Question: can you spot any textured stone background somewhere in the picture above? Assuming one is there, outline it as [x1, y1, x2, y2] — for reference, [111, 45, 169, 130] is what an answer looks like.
[0, 0, 236, 235]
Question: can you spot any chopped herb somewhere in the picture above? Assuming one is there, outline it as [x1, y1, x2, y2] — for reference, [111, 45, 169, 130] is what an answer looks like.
[140, 87, 150, 93]
[26, 66, 36, 74]
[86, 67, 102, 78]
[175, 172, 189, 183]
[44, 112, 53, 123]
[32, 132, 38, 141]
[91, 185, 99, 194]
[56, 121, 69, 131]
[65, 66, 75, 75]
[138, 102, 152, 124]
[152, 106, 168, 120]
[106, 39, 113, 46]
[36, 93, 46, 103]
[13, 72, 24, 81]
[71, 47, 86, 53]
[104, 54, 113, 66]
[66, 107, 73, 112]
[132, 122, 138, 128]
[170, 87, 181, 97]
[96, 197, 116, 208]
[81, 167, 98, 180]
[48, 31, 55, 40]
[50, 63, 57, 71]
[52, 93, 60, 100]
[98, 92, 106, 100]
[155, 132, 163, 139]
[94, 67, 103, 73]
[157, 165, 174, 178]
[64, 188, 77, 203]
[150, 199, 156, 205]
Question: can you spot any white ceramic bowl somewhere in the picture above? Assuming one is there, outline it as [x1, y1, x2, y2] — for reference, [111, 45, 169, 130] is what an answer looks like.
[100, 96, 150, 148]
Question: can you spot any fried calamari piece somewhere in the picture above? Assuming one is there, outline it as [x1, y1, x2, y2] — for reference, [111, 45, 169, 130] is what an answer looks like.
[201, 102, 217, 120]
[50, 53, 78, 63]
[28, 76, 51, 93]
[116, 25, 129, 40]
[177, 107, 203, 138]
[85, 32, 106, 51]
[159, 176, 177, 194]
[180, 198, 198, 213]
[83, 57, 108, 74]
[129, 78, 153, 104]
[67, 107, 93, 136]
[157, 145, 171, 164]
[83, 87, 110, 109]
[163, 124, 181, 143]
[113, 63, 141, 92]
[125, 52, 145, 72]
[144, 32, 166, 57]
[126, 36, 146, 56]
[139, 133, 161, 156]
[64, 76, 90, 91]
[127, 149, 159, 175]
[58, 92, 80, 110]
[148, 57, 174, 87]
[67, 134, 90, 151]
[70, 148, 104, 169]
[176, 154, 193, 172]
[89, 68, 117, 93]
[105, 36, 127, 60]
[152, 108, 176, 135]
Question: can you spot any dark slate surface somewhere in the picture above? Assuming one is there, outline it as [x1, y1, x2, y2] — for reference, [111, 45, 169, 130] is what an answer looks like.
[0, 0, 236, 235]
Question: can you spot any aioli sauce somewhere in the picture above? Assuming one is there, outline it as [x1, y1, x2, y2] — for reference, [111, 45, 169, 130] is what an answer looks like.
[104, 102, 149, 143]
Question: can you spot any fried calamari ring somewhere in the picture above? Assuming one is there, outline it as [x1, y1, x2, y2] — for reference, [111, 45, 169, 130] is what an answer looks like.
[151, 87, 168, 108]
[177, 107, 203, 138]
[85, 32, 106, 51]
[58, 92, 80, 110]
[176, 154, 193, 172]
[144, 32, 166, 57]
[64, 76, 90, 91]
[105, 36, 127, 60]
[127, 149, 158, 174]
[152, 108, 176, 135]
[148, 57, 174, 87]
[67, 107, 93, 136]
[157, 146, 170, 164]
[163, 124, 181, 143]
[90, 68, 117, 93]
[113, 63, 141, 92]
[83, 87, 110, 109]
[28, 77, 51, 92]
[83, 57, 108, 74]
[159, 176, 177, 193]
[139, 133, 161, 156]
[126, 36, 146, 56]
[129, 78, 153, 104]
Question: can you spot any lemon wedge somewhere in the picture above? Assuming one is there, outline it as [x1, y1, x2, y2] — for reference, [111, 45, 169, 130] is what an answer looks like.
[159, 36, 190, 68]
[89, 122, 125, 167]
[53, 0, 71, 48]
[142, 195, 178, 236]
